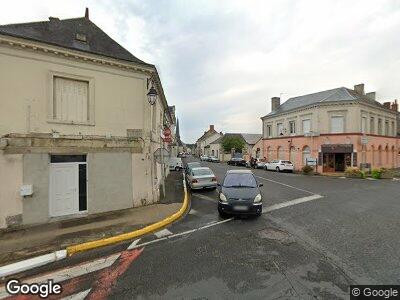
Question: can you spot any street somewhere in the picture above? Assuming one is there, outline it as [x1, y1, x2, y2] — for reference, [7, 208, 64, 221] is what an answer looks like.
[2, 156, 399, 299]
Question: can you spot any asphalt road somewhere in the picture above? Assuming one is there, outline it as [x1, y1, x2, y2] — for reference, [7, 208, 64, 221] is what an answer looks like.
[2, 156, 400, 299]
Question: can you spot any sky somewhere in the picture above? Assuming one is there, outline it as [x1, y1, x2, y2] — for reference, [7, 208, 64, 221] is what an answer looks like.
[1, 0, 400, 143]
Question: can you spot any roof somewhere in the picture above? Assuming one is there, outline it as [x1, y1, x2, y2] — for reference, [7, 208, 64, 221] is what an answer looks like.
[210, 133, 261, 145]
[263, 87, 387, 118]
[241, 133, 262, 145]
[0, 16, 151, 66]
[197, 129, 220, 142]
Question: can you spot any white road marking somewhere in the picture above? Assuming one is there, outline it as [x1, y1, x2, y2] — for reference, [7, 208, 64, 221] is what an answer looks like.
[154, 228, 173, 238]
[192, 193, 217, 202]
[263, 194, 324, 213]
[62, 289, 91, 300]
[127, 238, 142, 250]
[128, 218, 234, 250]
[189, 208, 198, 215]
[255, 175, 316, 195]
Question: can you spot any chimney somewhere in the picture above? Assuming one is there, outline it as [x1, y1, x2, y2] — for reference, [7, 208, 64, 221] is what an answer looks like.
[209, 125, 215, 131]
[366, 92, 376, 100]
[271, 97, 281, 111]
[85, 7, 89, 20]
[383, 102, 391, 109]
[354, 84, 365, 95]
[392, 100, 399, 112]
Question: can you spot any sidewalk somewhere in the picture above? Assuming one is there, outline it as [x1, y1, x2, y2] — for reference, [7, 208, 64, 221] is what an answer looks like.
[0, 171, 184, 266]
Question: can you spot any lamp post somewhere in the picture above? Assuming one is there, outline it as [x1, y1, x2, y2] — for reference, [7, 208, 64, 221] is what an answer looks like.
[146, 81, 166, 198]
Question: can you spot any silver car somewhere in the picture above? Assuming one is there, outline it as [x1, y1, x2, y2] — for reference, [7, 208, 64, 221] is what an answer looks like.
[187, 167, 217, 190]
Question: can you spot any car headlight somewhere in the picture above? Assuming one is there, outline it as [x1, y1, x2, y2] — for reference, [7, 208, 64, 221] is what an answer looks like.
[254, 194, 262, 203]
[219, 193, 228, 202]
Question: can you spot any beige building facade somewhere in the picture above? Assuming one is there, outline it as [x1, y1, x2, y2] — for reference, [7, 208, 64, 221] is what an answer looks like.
[0, 15, 173, 229]
[261, 84, 399, 172]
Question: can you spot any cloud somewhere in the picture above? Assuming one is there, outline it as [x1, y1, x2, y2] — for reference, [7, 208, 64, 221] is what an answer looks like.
[2, 0, 400, 142]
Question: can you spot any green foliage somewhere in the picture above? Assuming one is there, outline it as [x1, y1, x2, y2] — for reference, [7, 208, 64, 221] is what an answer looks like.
[371, 168, 382, 179]
[302, 165, 314, 175]
[345, 167, 365, 178]
[222, 136, 245, 153]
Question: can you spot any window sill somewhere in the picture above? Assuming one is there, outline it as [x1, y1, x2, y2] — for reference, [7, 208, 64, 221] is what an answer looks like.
[47, 119, 95, 126]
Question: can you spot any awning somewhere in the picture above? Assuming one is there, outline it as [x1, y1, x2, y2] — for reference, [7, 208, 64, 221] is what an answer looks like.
[321, 144, 353, 153]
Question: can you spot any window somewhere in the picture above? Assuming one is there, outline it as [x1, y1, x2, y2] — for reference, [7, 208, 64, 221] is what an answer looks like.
[378, 118, 382, 135]
[302, 119, 311, 134]
[289, 121, 296, 134]
[277, 123, 283, 136]
[267, 125, 272, 137]
[385, 121, 389, 136]
[361, 117, 367, 134]
[330, 116, 344, 133]
[223, 173, 257, 188]
[370, 117, 375, 134]
[53, 77, 89, 123]
[277, 146, 285, 160]
[302, 146, 311, 165]
[392, 121, 396, 136]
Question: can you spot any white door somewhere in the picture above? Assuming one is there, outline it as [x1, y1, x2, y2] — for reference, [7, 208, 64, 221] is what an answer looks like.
[50, 163, 79, 217]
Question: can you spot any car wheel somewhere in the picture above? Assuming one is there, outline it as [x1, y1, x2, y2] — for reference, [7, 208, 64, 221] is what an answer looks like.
[175, 166, 180, 171]
[276, 167, 280, 172]
[218, 208, 228, 218]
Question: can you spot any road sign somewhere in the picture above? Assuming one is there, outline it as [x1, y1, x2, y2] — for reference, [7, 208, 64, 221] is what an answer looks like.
[361, 136, 369, 145]
[162, 127, 172, 143]
[306, 158, 317, 166]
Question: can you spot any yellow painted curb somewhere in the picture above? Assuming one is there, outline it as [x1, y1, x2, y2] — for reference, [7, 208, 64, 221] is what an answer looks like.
[66, 176, 189, 256]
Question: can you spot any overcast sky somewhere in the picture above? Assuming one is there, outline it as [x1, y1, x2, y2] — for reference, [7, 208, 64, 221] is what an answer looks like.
[2, 0, 400, 142]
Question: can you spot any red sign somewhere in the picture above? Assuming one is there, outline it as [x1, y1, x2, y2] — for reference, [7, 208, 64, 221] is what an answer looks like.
[162, 127, 172, 143]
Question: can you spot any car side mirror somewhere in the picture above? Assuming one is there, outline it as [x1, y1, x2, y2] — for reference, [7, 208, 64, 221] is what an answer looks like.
[259, 183, 263, 187]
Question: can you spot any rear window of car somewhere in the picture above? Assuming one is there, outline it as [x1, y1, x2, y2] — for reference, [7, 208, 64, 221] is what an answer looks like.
[188, 163, 201, 168]
[282, 161, 292, 164]
[192, 169, 213, 176]
[223, 173, 257, 188]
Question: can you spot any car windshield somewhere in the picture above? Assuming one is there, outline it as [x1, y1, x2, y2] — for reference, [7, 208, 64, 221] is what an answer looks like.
[192, 169, 213, 176]
[223, 173, 257, 188]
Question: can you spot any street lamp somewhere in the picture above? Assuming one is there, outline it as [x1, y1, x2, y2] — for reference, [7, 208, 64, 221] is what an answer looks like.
[147, 85, 158, 105]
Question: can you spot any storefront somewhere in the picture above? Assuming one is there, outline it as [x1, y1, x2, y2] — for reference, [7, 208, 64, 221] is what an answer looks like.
[321, 144, 355, 172]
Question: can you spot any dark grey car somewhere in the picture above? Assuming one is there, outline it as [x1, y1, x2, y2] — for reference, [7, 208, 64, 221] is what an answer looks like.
[217, 170, 263, 217]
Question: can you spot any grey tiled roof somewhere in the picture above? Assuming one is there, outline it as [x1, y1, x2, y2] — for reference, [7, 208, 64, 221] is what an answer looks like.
[264, 87, 385, 117]
[241, 133, 262, 145]
[0, 17, 151, 66]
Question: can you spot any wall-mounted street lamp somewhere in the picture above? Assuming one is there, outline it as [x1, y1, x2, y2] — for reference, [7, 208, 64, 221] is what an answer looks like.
[147, 79, 158, 105]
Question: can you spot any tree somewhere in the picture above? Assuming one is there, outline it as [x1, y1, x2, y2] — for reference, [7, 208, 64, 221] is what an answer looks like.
[222, 136, 245, 153]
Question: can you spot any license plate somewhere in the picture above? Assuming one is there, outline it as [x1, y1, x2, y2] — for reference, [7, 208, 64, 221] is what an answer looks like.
[233, 205, 249, 211]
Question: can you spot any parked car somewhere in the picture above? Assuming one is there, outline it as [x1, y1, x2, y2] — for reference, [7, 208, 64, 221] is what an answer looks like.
[209, 156, 220, 163]
[187, 167, 217, 190]
[168, 157, 183, 171]
[227, 157, 246, 166]
[185, 162, 201, 175]
[255, 158, 267, 169]
[265, 160, 294, 172]
[217, 170, 263, 217]
[200, 155, 209, 161]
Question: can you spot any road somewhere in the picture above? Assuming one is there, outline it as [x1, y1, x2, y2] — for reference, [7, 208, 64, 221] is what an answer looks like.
[1, 156, 399, 299]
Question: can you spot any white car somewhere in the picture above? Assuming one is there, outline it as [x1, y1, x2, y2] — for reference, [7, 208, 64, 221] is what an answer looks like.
[200, 155, 209, 161]
[187, 167, 217, 190]
[168, 157, 183, 171]
[265, 160, 294, 172]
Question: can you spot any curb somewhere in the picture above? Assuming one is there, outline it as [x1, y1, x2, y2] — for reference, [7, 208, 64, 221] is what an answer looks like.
[0, 173, 188, 278]
[66, 173, 189, 255]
